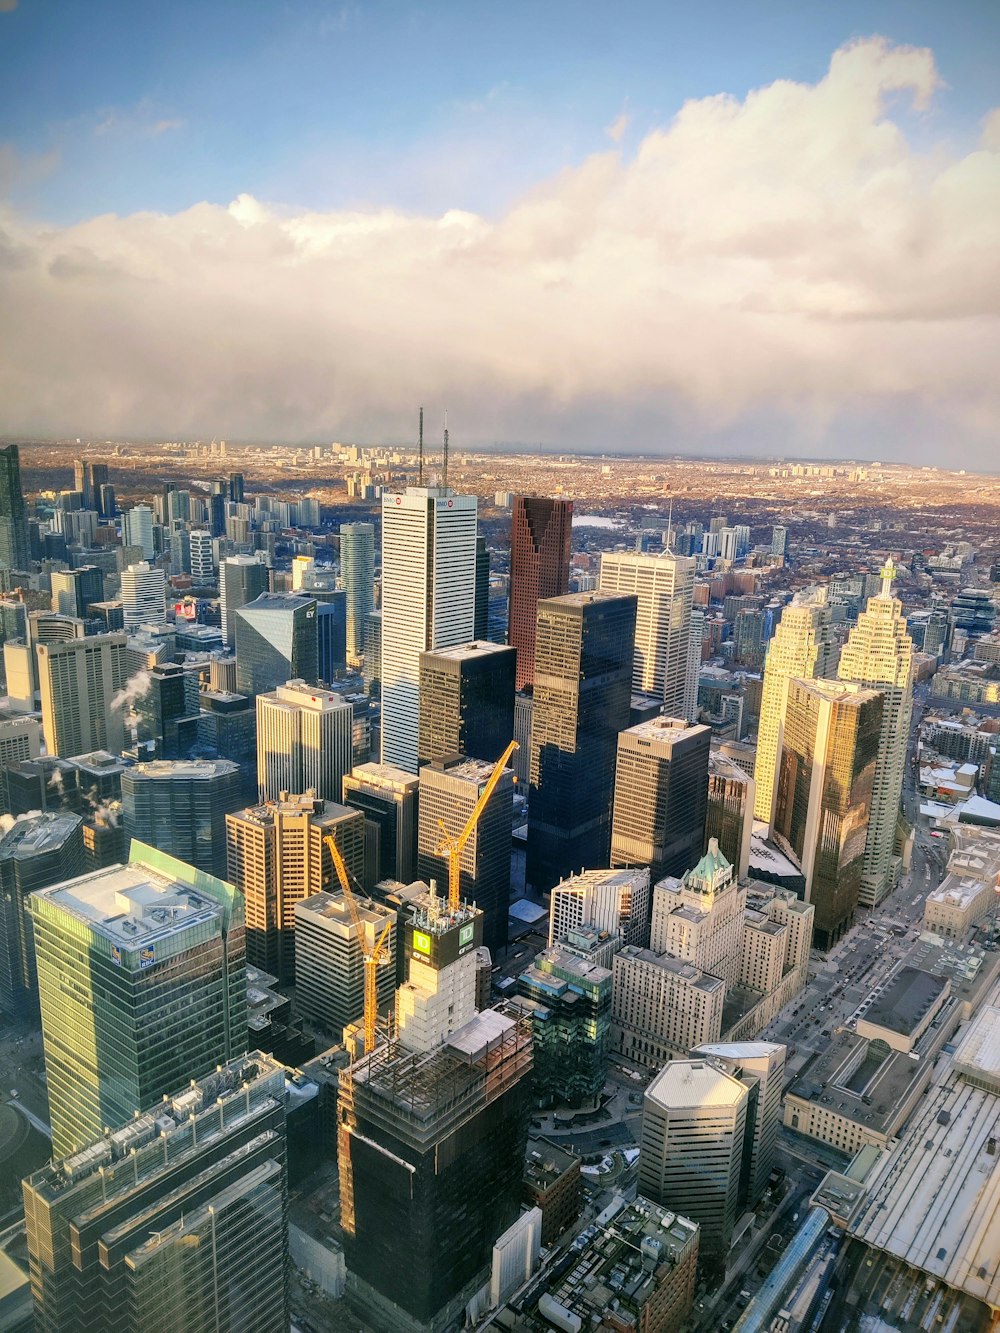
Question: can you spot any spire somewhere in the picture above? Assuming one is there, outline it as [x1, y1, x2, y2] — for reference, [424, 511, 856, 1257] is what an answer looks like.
[879, 556, 897, 599]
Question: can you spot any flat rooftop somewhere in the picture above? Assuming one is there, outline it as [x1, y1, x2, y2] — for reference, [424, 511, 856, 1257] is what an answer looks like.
[0, 811, 81, 859]
[420, 641, 515, 662]
[617, 945, 724, 994]
[862, 967, 950, 1038]
[344, 761, 419, 790]
[524, 1137, 579, 1191]
[623, 715, 708, 744]
[126, 758, 238, 781]
[646, 1058, 747, 1111]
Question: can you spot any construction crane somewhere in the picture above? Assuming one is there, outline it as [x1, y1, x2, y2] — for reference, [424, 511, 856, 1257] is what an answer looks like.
[436, 740, 519, 913]
[324, 834, 392, 1055]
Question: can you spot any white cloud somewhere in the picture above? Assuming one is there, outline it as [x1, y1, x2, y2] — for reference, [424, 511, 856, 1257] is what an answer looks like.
[1, 37, 998, 461]
[605, 111, 630, 144]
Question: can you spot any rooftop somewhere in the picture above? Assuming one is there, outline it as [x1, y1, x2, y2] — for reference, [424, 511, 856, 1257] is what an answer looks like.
[646, 1058, 748, 1111]
[0, 810, 82, 859]
[125, 758, 239, 782]
[862, 967, 950, 1038]
[623, 715, 709, 745]
[524, 1137, 579, 1191]
[420, 640, 515, 662]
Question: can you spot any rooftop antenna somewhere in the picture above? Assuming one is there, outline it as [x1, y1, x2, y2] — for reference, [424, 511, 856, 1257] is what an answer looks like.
[442, 411, 449, 491]
[665, 497, 674, 552]
[418, 406, 424, 486]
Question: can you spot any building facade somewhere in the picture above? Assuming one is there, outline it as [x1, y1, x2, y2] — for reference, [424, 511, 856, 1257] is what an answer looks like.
[340, 522, 375, 664]
[235, 593, 319, 698]
[507, 496, 572, 692]
[256, 678, 353, 803]
[121, 758, 244, 878]
[417, 640, 516, 769]
[37, 633, 128, 758]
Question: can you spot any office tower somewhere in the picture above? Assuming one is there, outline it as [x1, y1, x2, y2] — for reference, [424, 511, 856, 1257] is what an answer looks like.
[340, 521, 374, 664]
[548, 866, 650, 949]
[771, 525, 789, 559]
[418, 641, 516, 768]
[418, 754, 514, 952]
[255, 678, 352, 804]
[690, 1041, 785, 1207]
[599, 549, 697, 720]
[610, 716, 711, 884]
[235, 592, 318, 697]
[0, 812, 83, 1017]
[229, 471, 245, 504]
[362, 609, 381, 693]
[512, 690, 532, 786]
[837, 558, 914, 907]
[120, 561, 167, 629]
[638, 1057, 749, 1254]
[96, 482, 115, 518]
[30, 843, 245, 1158]
[527, 592, 636, 889]
[0, 444, 30, 571]
[37, 633, 128, 758]
[753, 589, 838, 823]
[121, 758, 244, 878]
[23, 1052, 288, 1333]
[74, 459, 108, 510]
[338, 1002, 532, 1330]
[226, 792, 364, 981]
[132, 662, 200, 758]
[0, 716, 41, 813]
[508, 496, 573, 691]
[219, 553, 269, 648]
[380, 486, 478, 772]
[122, 503, 154, 559]
[515, 947, 611, 1107]
[706, 749, 756, 879]
[314, 589, 347, 681]
[50, 565, 104, 619]
[773, 678, 883, 948]
[188, 528, 215, 582]
[342, 761, 419, 888]
[395, 895, 484, 1051]
[294, 890, 396, 1039]
[474, 534, 489, 640]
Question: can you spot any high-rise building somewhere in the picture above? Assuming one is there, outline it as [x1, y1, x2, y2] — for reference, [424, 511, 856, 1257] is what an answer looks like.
[753, 589, 838, 823]
[37, 633, 128, 758]
[610, 716, 711, 884]
[120, 561, 167, 630]
[417, 640, 516, 769]
[638, 1058, 750, 1254]
[50, 565, 104, 619]
[0, 716, 42, 814]
[235, 592, 318, 697]
[341, 522, 375, 664]
[771, 525, 789, 559]
[30, 843, 246, 1158]
[690, 1041, 786, 1207]
[548, 866, 650, 949]
[220, 553, 269, 648]
[256, 678, 353, 803]
[189, 528, 215, 581]
[417, 754, 514, 952]
[133, 661, 201, 758]
[0, 444, 30, 572]
[515, 947, 611, 1107]
[362, 609, 381, 694]
[706, 748, 756, 879]
[773, 678, 884, 948]
[294, 889, 396, 1039]
[121, 758, 244, 878]
[23, 1052, 289, 1333]
[598, 549, 697, 720]
[396, 896, 484, 1052]
[380, 486, 478, 772]
[837, 558, 914, 907]
[72, 459, 108, 510]
[226, 792, 364, 981]
[338, 1002, 532, 1330]
[122, 503, 154, 560]
[507, 496, 572, 692]
[342, 761, 420, 888]
[527, 592, 636, 888]
[474, 534, 490, 640]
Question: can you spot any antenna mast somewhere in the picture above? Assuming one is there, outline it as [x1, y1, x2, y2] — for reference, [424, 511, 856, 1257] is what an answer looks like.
[418, 406, 424, 486]
[442, 411, 449, 491]
[665, 497, 674, 552]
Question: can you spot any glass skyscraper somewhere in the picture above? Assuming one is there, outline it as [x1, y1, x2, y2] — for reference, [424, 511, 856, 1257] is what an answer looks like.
[234, 592, 319, 697]
[0, 444, 30, 571]
[508, 495, 572, 692]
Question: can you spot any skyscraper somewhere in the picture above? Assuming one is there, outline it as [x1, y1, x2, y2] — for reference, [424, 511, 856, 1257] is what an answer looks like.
[255, 678, 353, 803]
[610, 716, 712, 883]
[380, 486, 478, 772]
[189, 528, 215, 581]
[30, 842, 246, 1158]
[690, 1041, 786, 1207]
[226, 791, 364, 981]
[37, 633, 128, 757]
[235, 592, 318, 697]
[122, 503, 155, 560]
[772, 678, 884, 948]
[474, 534, 490, 640]
[599, 549, 697, 720]
[508, 496, 573, 692]
[219, 553, 269, 648]
[342, 761, 420, 888]
[837, 558, 915, 907]
[705, 748, 756, 879]
[23, 1052, 289, 1333]
[50, 565, 104, 619]
[417, 754, 514, 952]
[527, 592, 636, 889]
[547, 867, 651, 949]
[121, 758, 244, 878]
[753, 589, 838, 823]
[294, 889, 396, 1040]
[417, 640, 516, 769]
[0, 444, 30, 572]
[340, 521, 375, 664]
[120, 561, 167, 629]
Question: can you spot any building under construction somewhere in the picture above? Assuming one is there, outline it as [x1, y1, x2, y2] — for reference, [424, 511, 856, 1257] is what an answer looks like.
[338, 1004, 533, 1333]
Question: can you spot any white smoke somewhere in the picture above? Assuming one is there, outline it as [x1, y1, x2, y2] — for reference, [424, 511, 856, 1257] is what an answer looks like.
[47, 768, 65, 795]
[0, 809, 46, 836]
[110, 669, 152, 715]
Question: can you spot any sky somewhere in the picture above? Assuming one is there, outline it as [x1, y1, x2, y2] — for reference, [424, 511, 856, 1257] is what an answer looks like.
[1, 0, 998, 464]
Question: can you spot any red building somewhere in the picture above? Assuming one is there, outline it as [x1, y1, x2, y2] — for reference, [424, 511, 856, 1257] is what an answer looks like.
[508, 496, 572, 691]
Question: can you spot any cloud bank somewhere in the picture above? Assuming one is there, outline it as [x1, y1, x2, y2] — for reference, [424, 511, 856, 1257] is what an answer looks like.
[1, 37, 998, 462]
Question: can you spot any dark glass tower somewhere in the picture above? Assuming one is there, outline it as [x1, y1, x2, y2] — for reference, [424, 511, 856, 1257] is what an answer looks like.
[418, 641, 516, 768]
[234, 592, 318, 697]
[121, 758, 244, 878]
[508, 496, 573, 691]
[527, 592, 637, 890]
[474, 534, 490, 640]
[0, 444, 30, 571]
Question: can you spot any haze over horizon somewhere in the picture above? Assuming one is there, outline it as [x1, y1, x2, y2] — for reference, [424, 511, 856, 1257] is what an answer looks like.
[1, 1, 998, 465]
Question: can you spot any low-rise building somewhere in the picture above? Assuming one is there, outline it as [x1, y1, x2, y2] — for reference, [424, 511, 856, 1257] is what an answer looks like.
[522, 1139, 581, 1245]
[923, 841, 1000, 939]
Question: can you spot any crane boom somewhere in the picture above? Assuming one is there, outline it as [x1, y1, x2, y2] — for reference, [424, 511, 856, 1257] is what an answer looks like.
[324, 834, 388, 1054]
[436, 739, 518, 912]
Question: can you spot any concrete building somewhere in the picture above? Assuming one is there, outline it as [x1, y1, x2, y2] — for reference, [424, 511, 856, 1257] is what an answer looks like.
[340, 521, 375, 665]
[611, 715, 711, 883]
[342, 761, 420, 888]
[37, 633, 128, 758]
[651, 840, 747, 986]
[837, 558, 914, 906]
[548, 867, 651, 950]
[256, 678, 353, 803]
[690, 1041, 785, 1206]
[189, 527, 215, 581]
[522, 1139, 581, 1246]
[599, 549, 698, 721]
[121, 758, 244, 878]
[122, 503, 154, 559]
[120, 561, 167, 630]
[507, 496, 572, 692]
[611, 946, 726, 1068]
[29, 843, 246, 1158]
[417, 640, 515, 769]
[380, 486, 478, 773]
[396, 896, 484, 1054]
[638, 1058, 749, 1254]
[923, 840, 1000, 939]
[50, 565, 104, 619]
[23, 1053, 289, 1333]
[706, 748, 756, 879]
[294, 890, 396, 1040]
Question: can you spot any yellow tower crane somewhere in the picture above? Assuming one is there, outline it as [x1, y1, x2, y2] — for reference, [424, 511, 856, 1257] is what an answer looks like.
[324, 834, 393, 1055]
[436, 739, 519, 914]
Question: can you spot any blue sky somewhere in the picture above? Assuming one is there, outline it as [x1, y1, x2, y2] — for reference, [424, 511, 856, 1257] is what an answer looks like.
[2, 0, 998, 222]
